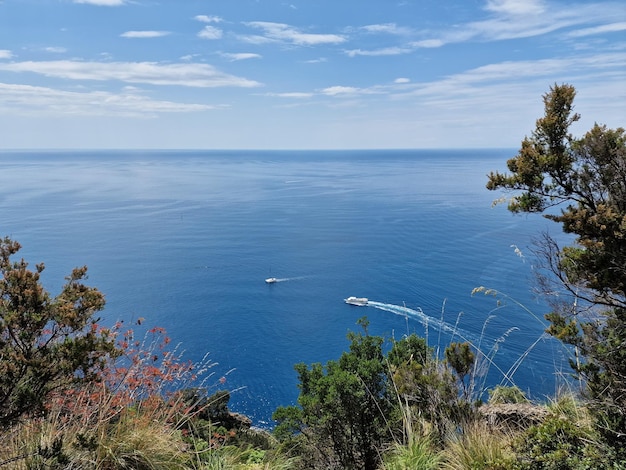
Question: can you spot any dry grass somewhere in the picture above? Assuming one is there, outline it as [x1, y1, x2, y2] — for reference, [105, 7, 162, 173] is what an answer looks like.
[0, 376, 297, 470]
[382, 434, 442, 470]
[440, 421, 516, 470]
[0, 325, 223, 470]
[0, 387, 194, 469]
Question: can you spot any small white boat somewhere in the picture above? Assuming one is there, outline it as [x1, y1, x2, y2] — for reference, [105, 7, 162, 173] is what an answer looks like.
[265, 277, 277, 284]
[344, 296, 368, 306]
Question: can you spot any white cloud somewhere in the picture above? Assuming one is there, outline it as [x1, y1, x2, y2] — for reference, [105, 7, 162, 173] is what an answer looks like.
[304, 57, 327, 64]
[0, 60, 262, 88]
[345, 46, 413, 57]
[265, 92, 313, 98]
[399, 52, 626, 100]
[180, 54, 200, 61]
[220, 52, 262, 61]
[195, 15, 223, 23]
[566, 21, 626, 38]
[72, 0, 127, 5]
[411, 39, 445, 49]
[120, 31, 171, 38]
[237, 34, 279, 45]
[244, 22, 346, 46]
[409, 1, 625, 48]
[366, 53, 625, 148]
[0, 82, 218, 117]
[322, 86, 358, 96]
[296, 51, 625, 118]
[198, 26, 223, 40]
[44, 47, 67, 53]
[0, 50, 14, 59]
[484, 0, 546, 16]
[321, 86, 361, 96]
[360, 23, 412, 35]
[349, 0, 597, 56]
[352, 0, 597, 56]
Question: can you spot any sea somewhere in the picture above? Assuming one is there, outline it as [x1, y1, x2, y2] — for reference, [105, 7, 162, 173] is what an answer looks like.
[0, 149, 574, 427]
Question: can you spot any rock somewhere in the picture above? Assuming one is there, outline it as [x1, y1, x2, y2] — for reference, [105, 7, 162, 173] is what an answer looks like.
[227, 411, 252, 430]
[479, 403, 549, 430]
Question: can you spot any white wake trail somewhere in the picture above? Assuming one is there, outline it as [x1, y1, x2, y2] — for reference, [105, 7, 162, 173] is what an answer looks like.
[274, 276, 307, 282]
[366, 301, 478, 343]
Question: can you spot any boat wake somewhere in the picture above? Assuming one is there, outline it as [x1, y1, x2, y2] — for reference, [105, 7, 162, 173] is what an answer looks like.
[265, 276, 307, 284]
[366, 301, 478, 343]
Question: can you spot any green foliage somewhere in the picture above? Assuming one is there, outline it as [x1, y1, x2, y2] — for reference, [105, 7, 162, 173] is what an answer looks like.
[487, 84, 626, 452]
[273, 320, 472, 469]
[0, 237, 118, 426]
[382, 434, 441, 470]
[442, 422, 515, 470]
[272, 406, 304, 442]
[486, 84, 580, 214]
[197, 444, 298, 470]
[32, 437, 70, 470]
[488, 386, 528, 405]
[445, 342, 475, 398]
[387, 333, 431, 368]
[486, 83, 625, 300]
[274, 318, 391, 470]
[388, 336, 469, 440]
[513, 413, 616, 470]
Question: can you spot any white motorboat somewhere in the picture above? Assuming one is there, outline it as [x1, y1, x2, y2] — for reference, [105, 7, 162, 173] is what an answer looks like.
[344, 296, 368, 306]
[265, 277, 277, 284]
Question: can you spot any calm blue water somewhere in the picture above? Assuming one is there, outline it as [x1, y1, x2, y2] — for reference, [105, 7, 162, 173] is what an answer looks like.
[0, 149, 573, 426]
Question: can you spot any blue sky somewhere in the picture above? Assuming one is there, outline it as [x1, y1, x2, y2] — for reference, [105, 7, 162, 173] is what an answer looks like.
[0, 0, 624, 149]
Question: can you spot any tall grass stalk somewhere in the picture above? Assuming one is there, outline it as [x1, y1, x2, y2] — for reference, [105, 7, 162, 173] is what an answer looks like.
[382, 398, 442, 470]
[465, 287, 576, 402]
[0, 324, 232, 469]
[420, 295, 522, 404]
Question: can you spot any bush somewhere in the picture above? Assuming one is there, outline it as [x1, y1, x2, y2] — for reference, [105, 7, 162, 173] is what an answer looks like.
[488, 386, 528, 405]
[273, 318, 473, 469]
[512, 395, 619, 470]
[0, 237, 117, 426]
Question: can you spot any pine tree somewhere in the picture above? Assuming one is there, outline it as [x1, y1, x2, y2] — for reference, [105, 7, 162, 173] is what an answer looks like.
[487, 84, 626, 452]
[0, 237, 117, 425]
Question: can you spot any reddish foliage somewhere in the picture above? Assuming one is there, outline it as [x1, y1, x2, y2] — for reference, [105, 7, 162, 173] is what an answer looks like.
[49, 319, 207, 426]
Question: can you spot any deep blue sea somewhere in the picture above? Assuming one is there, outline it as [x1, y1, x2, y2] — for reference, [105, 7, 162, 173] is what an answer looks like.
[0, 149, 574, 426]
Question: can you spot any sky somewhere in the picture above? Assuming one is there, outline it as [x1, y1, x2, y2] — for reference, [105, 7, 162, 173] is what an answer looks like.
[0, 0, 624, 149]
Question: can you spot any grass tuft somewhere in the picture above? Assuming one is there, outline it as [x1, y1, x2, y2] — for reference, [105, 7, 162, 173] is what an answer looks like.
[441, 421, 515, 470]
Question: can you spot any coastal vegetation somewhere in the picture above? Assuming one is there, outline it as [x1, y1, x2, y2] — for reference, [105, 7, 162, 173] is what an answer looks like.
[487, 83, 626, 459]
[1, 84, 624, 469]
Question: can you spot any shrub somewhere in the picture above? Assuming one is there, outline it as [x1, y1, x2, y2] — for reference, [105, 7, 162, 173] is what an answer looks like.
[512, 395, 619, 470]
[274, 318, 392, 470]
[487, 83, 626, 453]
[488, 386, 528, 405]
[0, 237, 117, 426]
[274, 318, 472, 469]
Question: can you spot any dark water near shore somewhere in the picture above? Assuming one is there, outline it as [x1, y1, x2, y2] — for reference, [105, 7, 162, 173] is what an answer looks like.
[0, 149, 573, 426]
